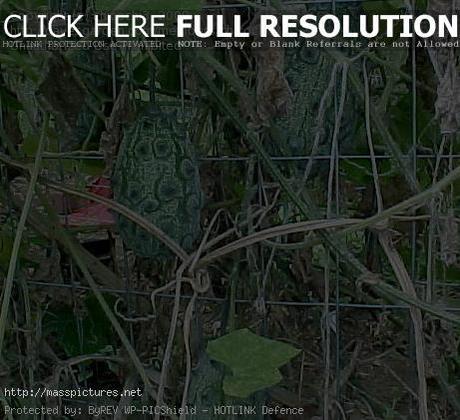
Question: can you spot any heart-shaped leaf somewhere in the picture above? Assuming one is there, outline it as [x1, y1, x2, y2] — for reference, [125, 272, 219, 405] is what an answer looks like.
[207, 329, 300, 398]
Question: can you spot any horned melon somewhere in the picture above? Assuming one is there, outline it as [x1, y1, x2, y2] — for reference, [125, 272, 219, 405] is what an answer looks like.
[272, 4, 362, 158]
[112, 105, 202, 258]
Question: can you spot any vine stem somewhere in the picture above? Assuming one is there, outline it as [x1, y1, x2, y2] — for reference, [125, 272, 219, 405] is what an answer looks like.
[0, 114, 49, 357]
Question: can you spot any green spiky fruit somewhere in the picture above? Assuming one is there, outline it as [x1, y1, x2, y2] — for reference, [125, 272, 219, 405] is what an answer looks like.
[112, 105, 202, 258]
[272, 46, 334, 157]
[271, 5, 362, 159]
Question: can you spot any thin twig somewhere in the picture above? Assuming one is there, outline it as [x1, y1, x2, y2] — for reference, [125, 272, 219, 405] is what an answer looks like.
[324, 62, 348, 420]
[179, 292, 197, 419]
[155, 259, 189, 419]
[378, 232, 429, 420]
[363, 58, 383, 212]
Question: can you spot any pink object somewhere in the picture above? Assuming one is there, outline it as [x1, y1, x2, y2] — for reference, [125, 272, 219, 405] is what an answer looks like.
[64, 203, 115, 226]
[62, 177, 116, 226]
[88, 176, 112, 199]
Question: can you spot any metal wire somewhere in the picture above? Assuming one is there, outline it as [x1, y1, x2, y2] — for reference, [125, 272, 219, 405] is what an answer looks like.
[20, 280, 460, 312]
[40, 153, 460, 161]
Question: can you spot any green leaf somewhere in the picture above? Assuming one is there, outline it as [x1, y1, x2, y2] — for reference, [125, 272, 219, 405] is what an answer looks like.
[223, 370, 282, 398]
[207, 329, 300, 398]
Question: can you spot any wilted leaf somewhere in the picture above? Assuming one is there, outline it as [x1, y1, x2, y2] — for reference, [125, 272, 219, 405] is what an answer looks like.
[253, 47, 293, 125]
[435, 65, 460, 133]
[439, 209, 459, 266]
